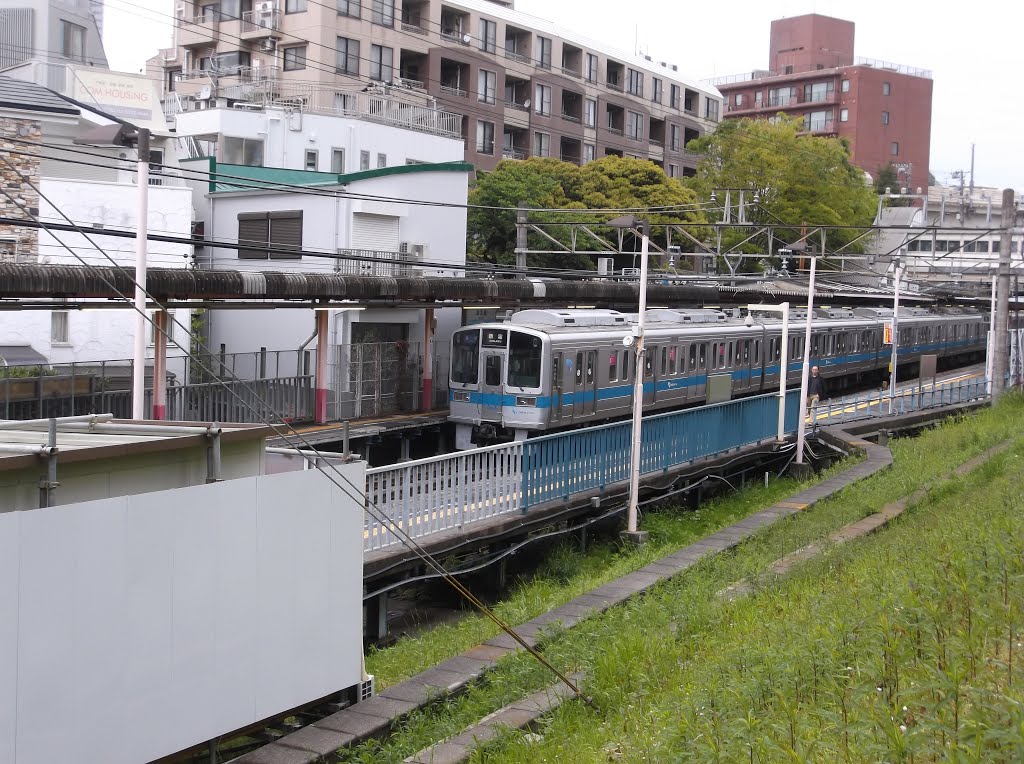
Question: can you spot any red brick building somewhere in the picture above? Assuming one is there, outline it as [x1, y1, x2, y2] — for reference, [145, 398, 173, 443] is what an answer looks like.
[712, 14, 933, 190]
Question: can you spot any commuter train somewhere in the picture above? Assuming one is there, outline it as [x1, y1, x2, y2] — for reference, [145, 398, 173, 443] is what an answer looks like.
[447, 306, 987, 449]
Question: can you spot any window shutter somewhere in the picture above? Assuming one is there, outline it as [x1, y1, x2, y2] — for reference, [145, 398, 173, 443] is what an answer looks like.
[238, 213, 269, 259]
[269, 211, 303, 259]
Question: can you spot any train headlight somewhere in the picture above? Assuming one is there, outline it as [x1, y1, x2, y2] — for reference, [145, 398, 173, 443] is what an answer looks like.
[452, 391, 471, 402]
[515, 396, 537, 406]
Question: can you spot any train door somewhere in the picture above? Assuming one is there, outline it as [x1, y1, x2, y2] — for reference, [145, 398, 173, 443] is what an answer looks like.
[643, 345, 656, 406]
[584, 350, 597, 416]
[550, 352, 563, 424]
[571, 350, 585, 418]
[481, 351, 504, 420]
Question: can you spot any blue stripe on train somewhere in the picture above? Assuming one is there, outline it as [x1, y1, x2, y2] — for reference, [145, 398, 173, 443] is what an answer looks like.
[450, 339, 982, 409]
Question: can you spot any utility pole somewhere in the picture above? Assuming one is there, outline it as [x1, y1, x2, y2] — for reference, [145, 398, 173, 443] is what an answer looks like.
[888, 256, 901, 415]
[132, 127, 151, 420]
[623, 219, 650, 546]
[796, 256, 817, 464]
[992, 188, 1015, 399]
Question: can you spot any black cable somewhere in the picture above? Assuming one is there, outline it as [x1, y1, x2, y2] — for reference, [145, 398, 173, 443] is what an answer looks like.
[0, 153, 590, 702]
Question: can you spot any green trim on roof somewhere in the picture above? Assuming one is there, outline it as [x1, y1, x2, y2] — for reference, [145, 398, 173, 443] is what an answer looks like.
[207, 160, 472, 194]
[335, 161, 473, 184]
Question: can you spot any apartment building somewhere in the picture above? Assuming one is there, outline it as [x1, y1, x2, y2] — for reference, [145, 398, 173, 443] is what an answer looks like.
[712, 14, 932, 189]
[156, 0, 721, 174]
[0, 0, 107, 86]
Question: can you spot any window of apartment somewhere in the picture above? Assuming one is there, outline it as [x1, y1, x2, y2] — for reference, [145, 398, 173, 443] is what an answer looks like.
[881, 110, 890, 125]
[667, 164, 677, 178]
[840, 108, 849, 122]
[360, 150, 370, 170]
[285, 0, 307, 12]
[583, 143, 595, 163]
[331, 148, 345, 173]
[734, 93, 744, 106]
[803, 110, 832, 131]
[478, 69, 496, 104]
[537, 36, 551, 69]
[198, 3, 219, 21]
[377, 153, 386, 168]
[223, 136, 264, 166]
[476, 120, 495, 154]
[669, 124, 680, 150]
[479, 18, 496, 53]
[60, 20, 85, 61]
[803, 81, 833, 102]
[369, 44, 393, 81]
[627, 68, 643, 96]
[304, 149, 317, 171]
[627, 111, 643, 140]
[754, 90, 762, 105]
[534, 83, 551, 116]
[336, 37, 359, 75]
[584, 98, 596, 128]
[213, 50, 251, 73]
[652, 77, 662, 103]
[51, 311, 70, 344]
[337, 0, 360, 18]
[768, 86, 795, 106]
[585, 53, 598, 83]
[891, 141, 899, 156]
[534, 131, 550, 158]
[166, 68, 182, 92]
[841, 79, 850, 93]
[784, 64, 793, 74]
[704, 98, 719, 122]
[283, 45, 307, 71]
[238, 211, 303, 260]
[882, 81, 891, 96]
[371, 0, 393, 26]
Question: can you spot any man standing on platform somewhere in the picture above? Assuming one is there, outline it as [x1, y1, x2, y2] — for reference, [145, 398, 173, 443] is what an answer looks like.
[807, 365, 825, 423]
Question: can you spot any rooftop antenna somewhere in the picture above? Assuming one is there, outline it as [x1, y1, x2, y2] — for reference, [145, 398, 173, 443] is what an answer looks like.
[969, 142, 975, 196]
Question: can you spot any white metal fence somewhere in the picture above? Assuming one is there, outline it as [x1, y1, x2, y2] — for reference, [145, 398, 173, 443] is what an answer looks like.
[365, 441, 523, 551]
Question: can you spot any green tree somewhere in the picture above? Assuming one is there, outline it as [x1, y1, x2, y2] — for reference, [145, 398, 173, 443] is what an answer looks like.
[686, 117, 877, 272]
[467, 156, 705, 272]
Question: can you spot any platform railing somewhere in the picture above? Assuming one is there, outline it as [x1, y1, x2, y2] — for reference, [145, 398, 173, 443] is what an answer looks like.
[817, 376, 989, 425]
[364, 441, 523, 551]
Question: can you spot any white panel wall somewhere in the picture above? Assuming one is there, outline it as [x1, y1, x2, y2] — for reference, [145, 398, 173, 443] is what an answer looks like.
[0, 465, 365, 764]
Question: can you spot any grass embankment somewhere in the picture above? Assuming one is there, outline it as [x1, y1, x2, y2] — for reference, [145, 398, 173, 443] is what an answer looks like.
[342, 396, 1024, 763]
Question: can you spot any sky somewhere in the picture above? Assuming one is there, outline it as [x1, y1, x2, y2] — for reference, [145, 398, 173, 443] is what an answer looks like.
[103, 0, 1023, 191]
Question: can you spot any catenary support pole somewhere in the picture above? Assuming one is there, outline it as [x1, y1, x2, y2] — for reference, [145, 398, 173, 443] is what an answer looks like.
[515, 202, 528, 275]
[422, 307, 434, 411]
[625, 221, 650, 544]
[993, 188, 1015, 399]
[987, 274, 996, 395]
[131, 128, 151, 420]
[889, 257, 901, 415]
[314, 309, 330, 423]
[796, 257, 817, 463]
[152, 308, 168, 420]
[777, 302, 790, 442]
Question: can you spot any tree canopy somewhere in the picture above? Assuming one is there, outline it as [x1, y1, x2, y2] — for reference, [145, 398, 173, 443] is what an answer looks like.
[686, 116, 878, 270]
[467, 156, 706, 271]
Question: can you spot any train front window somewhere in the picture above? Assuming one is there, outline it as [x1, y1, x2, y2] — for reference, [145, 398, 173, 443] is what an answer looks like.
[451, 329, 480, 384]
[508, 331, 542, 388]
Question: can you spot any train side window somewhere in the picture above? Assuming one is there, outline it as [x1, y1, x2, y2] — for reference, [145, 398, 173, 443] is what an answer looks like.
[552, 353, 561, 387]
[609, 350, 618, 382]
[623, 350, 630, 380]
[811, 335, 819, 357]
[689, 344, 697, 371]
[710, 342, 718, 369]
[485, 355, 502, 386]
[743, 340, 750, 363]
[660, 346, 667, 376]
[644, 351, 653, 377]
[669, 345, 677, 374]
[753, 340, 759, 363]
[699, 343, 707, 369]
[727, 342, 734, 368]
[575, 352, 584, 385]
[586, 351, 595, 383]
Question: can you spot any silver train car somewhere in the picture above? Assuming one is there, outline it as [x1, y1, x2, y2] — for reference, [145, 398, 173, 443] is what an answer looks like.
[448, 307, 987, 449]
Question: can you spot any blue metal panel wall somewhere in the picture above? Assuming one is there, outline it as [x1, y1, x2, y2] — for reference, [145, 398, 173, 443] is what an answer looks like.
[522, 390, 802, 510]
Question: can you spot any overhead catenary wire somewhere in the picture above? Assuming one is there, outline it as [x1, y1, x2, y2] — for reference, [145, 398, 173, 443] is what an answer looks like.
[0, 152, 589, 703]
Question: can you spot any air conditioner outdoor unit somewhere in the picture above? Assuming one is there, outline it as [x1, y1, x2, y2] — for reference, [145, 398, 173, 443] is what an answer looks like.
[261, 38, 276, 52]
[255, 0, 274, 11]
[399, 242, 427, 260]
[0, 236, 19, 261]
[597, 257, 614, 276]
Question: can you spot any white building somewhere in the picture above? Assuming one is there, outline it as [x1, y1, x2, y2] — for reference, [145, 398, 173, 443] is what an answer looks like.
[0, 74, 194, 374]
[172, 101, 470, 417]
[0, 0, 107, 78]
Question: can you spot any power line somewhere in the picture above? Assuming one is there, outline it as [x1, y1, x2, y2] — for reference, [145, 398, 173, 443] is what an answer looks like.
[0, 149, 589, 702]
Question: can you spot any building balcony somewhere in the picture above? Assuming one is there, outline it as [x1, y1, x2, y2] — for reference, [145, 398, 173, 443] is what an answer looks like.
[177, 15, 220, 48]
[240, 8, 281, 40]
[401, 21, 428, 34]
[802, 119, 836, 135]
[502, 147, 527, 160]
[606, 126, 623, 136]
[440, 84, 467, 97]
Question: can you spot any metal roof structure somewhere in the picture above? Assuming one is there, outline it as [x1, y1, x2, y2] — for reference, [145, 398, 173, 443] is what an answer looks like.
[0, 414, 270, 472]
